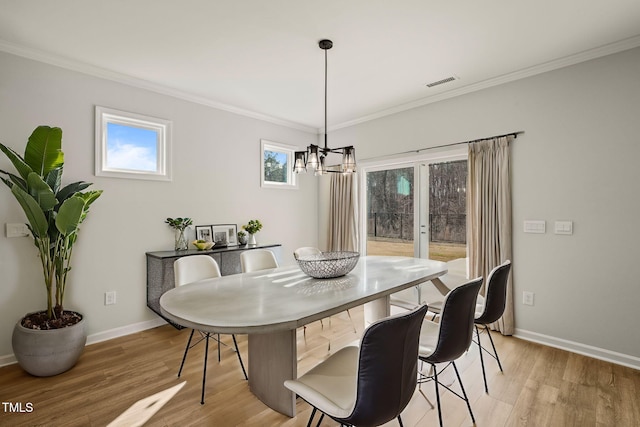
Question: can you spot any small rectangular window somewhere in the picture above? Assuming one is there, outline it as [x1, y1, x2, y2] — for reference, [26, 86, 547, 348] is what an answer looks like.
[260, 139, 297, 189]
[95, 106, 172, 181]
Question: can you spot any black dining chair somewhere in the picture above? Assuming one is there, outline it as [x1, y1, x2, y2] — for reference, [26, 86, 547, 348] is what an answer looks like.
[284, 304, 429, 427]
[474, 260, 512, 393]
[418, 277, 483, 427]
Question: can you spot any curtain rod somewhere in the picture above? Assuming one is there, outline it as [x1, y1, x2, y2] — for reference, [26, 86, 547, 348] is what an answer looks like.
[362, 131, 524, 161]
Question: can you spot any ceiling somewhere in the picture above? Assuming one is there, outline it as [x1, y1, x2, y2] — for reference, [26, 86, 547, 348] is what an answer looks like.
[2, 1, 640, 132]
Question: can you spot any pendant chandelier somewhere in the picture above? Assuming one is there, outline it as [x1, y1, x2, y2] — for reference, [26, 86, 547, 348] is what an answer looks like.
[293, 39, 356, 176]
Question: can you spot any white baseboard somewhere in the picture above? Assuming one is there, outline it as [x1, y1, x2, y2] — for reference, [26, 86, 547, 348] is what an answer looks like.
[0, 317, 168, 368]
[86, 317, 167, 346]
[0, 353, 16, 368]
[514, 328, 640, 371]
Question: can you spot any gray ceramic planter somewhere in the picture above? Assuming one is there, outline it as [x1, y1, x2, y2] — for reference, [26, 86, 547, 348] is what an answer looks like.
[12, 315, 87, 377]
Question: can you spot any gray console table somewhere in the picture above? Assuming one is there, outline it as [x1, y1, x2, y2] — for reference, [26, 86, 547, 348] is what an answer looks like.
[146, 243, 282, 328]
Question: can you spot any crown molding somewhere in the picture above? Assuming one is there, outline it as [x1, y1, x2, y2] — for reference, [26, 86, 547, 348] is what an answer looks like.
[2, 35, 640, 135]
[0, 40, 317, 134]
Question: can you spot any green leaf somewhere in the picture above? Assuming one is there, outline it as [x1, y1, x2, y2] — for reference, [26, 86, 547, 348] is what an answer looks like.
[0, 142, 33, 182]
[77, 190, 102, 223]
[10, 185, 48, 237]
[56, 196, 84, 235]
[27, 172, 57, 211]
[78, 190, 102, 206]
[1, 171, 27, 192]
[24, 126, 64, 177]
[57, 181, 91, 204]
[45, 168, 62, 194]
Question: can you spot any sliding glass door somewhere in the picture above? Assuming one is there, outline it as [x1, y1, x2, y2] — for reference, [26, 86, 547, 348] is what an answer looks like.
[365, 166, 415, 257]
[361, 152, 467, 263]
[424, 160, 467, 262]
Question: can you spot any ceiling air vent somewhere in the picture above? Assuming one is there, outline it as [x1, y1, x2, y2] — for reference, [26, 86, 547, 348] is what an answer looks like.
[425, 76, 458, 88]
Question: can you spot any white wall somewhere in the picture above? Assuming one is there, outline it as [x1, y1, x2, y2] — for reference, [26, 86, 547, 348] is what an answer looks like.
[0, 52, 318, 358]
[323, 47, 640, 365]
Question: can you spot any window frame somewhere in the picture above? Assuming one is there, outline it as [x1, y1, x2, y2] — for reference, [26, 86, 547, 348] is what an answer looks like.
[260, 139, 298, 189]
[95, 106, 172, 181]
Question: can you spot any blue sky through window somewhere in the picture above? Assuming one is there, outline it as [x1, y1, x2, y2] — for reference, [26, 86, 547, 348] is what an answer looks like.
[106, 123, 158, 171]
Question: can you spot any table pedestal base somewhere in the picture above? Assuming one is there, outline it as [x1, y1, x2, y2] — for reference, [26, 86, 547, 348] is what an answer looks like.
[248, 330, 297, 417]
[364, 295, 391, 327]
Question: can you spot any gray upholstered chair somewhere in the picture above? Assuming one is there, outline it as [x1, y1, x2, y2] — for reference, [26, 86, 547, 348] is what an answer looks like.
[240, 249, 278, 273]
[173, 255, 247, 404]
[418, 277, 483, 427]
[474, 260, 512, 393]
[285, 304, 429, 427]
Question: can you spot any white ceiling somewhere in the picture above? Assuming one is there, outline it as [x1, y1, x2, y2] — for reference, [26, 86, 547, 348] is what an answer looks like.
[2, 1, 640, 132]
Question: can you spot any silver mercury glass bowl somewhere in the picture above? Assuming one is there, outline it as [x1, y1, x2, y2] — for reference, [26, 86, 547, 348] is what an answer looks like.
[296, 251, 360, 279]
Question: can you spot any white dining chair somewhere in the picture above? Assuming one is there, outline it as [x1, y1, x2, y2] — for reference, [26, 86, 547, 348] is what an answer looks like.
[240, 249, 278, 272]
[293, 246, 322, 259]
[173, 255, 247, 404]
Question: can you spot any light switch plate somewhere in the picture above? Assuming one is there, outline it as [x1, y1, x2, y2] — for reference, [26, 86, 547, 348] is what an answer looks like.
[554, 221, 573, 235]
[6, 223, 30, 238]
[523, 220, 545, 234]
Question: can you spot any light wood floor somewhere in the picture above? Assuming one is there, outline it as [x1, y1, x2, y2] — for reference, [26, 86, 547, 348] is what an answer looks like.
[1, 307, 639, 426]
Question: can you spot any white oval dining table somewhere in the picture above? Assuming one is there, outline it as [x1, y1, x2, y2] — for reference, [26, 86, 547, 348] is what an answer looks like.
[160, 255, 448, 417]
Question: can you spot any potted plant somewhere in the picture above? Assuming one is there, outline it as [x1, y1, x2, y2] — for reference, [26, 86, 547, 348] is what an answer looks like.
[242, 219, 263, 245]
[237, 230, 248, 245]
[0, 126, 102, 376]
[165, 217, 192, 250]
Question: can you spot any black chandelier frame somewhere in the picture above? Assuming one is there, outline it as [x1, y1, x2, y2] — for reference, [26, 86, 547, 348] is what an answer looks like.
[294, 39, 356, 176]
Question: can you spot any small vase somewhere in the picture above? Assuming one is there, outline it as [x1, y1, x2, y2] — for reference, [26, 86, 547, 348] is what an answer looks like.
[248, 233, 257, 245]
[238, 235, 248, 245]
[175, 229, 188, 251]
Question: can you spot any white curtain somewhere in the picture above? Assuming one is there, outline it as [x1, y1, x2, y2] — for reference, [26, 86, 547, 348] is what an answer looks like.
[328, 173, 359, 252]
[468, 135, 514, 335]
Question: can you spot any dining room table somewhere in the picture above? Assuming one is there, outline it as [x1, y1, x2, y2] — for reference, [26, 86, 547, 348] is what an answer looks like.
[159, 255, 448, 417]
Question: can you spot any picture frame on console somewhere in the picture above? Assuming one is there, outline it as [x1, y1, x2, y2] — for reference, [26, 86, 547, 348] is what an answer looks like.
[195, 225, 213, 242]
[211, 224, 238, 246]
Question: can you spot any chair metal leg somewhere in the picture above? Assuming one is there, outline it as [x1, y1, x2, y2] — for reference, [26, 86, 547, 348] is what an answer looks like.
[201, 333, 210, 404]
[306, 407, 317, 427]
[417, 361, 435, 409]
[178, 329, 196, 377]
[476, 323, 504, 393]
[485, 326, 503, 372]
[231, 334, 248, 380]
[217, 333, 221, 362]
[315, 413, 325, 427]
[397, 414, 404, 426]
[476, 324, 489, 393]
[433, 363, 444, 427]
[452, 361, 475, 424]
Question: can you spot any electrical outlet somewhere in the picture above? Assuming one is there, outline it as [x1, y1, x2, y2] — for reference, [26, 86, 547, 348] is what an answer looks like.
[522, 291, 534, 306]
[105, 291, 116, 305]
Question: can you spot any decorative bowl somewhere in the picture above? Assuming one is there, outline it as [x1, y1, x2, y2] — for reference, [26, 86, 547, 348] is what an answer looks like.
[296, 251, 360, 279]
[192, 240, 214, 251]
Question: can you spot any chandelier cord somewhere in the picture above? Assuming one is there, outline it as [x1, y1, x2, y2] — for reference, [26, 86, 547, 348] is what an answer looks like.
[324, 45, 328, 151]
